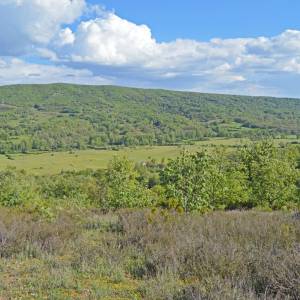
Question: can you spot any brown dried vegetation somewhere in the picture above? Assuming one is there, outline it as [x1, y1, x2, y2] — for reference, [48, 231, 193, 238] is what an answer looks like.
[0, 209, 299, 299]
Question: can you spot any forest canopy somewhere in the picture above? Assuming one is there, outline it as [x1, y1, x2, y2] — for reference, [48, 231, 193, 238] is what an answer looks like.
[0, 84, 299, 153]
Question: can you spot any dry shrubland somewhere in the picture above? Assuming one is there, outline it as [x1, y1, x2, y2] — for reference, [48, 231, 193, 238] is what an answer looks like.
[0, 208, 299, 299]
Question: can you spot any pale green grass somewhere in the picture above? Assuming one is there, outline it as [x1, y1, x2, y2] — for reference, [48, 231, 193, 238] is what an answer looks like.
[0, 138, 297, 175]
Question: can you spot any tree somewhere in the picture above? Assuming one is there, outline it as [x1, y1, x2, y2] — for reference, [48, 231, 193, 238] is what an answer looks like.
[0, 169, 38, 207]
[240, 141, 299, 208]
[161, 149, 249, 212]
[103, 156, 152, 208]
[161, 151, 211, 212]
[205, 148, 249, 209]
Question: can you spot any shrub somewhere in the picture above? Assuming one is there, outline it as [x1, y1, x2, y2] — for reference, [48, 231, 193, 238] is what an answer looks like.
[118, 210, 300, 299]
[0, 169, 40, 207]
[39, 171, 100, 206]
[240, 141, 299, 208]
[102, 156, 154, 208]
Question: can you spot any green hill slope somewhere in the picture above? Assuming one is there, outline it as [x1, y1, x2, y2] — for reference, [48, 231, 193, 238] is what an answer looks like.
[0, 83, 299, 153]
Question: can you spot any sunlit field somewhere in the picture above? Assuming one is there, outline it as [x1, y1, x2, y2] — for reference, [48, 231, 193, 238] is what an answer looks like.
[0, 138, 298, 175]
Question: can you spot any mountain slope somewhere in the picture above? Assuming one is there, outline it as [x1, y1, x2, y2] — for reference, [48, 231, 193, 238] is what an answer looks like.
[0, 84, 299, 153]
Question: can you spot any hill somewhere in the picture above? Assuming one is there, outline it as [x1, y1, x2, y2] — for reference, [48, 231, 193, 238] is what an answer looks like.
[0, 83, 299, 153]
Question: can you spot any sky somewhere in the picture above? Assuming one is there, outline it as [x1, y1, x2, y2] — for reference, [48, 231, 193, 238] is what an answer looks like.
[1, 0, 300, 97]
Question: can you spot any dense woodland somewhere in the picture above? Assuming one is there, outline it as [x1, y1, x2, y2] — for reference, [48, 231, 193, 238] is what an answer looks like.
[0, 84, 299, 153]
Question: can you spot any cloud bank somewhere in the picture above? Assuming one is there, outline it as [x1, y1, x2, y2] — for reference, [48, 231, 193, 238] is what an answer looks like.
[0, 0, 300, 97]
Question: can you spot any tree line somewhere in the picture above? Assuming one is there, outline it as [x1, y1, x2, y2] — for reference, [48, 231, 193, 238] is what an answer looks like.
[0, 141, 299, 216]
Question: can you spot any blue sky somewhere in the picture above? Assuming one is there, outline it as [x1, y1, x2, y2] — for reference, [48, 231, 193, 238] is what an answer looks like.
[92, 0, 300, 41]
[0, 0, 300, 97]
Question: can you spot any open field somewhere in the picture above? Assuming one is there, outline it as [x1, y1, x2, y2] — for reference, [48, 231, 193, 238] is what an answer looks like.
[0, 208, 299, 299]
[0, 138, 298, 175]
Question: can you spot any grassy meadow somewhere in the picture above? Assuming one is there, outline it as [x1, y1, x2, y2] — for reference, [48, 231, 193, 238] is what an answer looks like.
[0, 138, 298, 175]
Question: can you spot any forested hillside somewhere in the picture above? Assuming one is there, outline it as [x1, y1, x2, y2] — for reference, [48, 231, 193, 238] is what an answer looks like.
[0, 84, 299, 153]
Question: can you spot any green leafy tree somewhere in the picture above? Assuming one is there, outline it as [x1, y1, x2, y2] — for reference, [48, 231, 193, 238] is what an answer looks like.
[103, 156, 152, 208]
[161, 149, 249, 211]
[240, 141, 299, 208]
[206, 149, 249, 209]
[161, 151, 211, 212]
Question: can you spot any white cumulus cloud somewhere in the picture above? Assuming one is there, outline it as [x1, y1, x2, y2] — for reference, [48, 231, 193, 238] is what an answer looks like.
[68, 13, 157, 65]
[0, 2, 300, 96]
[0, 0, 85, 55]
[0, 57, 111, 85]
[60, 12, 300, 81]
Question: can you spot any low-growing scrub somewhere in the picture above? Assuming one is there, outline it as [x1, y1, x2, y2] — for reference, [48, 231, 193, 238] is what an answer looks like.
[0, 209, 299, 299]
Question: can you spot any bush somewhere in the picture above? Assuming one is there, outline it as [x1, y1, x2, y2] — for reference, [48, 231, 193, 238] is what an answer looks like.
[160, 142, 299, 211]
[240, 141, 299, 208]
[39, 171, 100, 206]
[101, 157, 154, 208]
[0, 169, 40, 207]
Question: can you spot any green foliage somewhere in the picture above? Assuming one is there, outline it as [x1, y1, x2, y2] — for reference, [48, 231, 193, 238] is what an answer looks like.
[161, 142, 299, 212]
[161, 150, 249, 211]
[40, 171, 100, 206]
[205, 149, 249, 209]
[161, 151, 212, 211]
[0, 84, 299, 153]
[0, 169, 39, 207]
[240, 141, 299, 209]
[102, 156, 153, 208]
[0, 140, 298, 212]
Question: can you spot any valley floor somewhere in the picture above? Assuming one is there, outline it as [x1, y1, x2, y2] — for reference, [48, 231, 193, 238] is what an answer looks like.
[0, 137, 298, 175]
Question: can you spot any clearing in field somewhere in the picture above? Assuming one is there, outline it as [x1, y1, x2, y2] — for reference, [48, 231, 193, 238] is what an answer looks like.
[0, 138, 298, 175]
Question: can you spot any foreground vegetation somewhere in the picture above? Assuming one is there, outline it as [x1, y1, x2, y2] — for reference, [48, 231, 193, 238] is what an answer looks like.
[0, 140, 299, 299]
[0, 209, 299, 299]
[0, 141, 299, 213]
[0, 84, 299, 154]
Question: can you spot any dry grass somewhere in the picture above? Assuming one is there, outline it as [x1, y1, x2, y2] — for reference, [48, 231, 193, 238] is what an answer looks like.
[0, 208, 299, 299]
